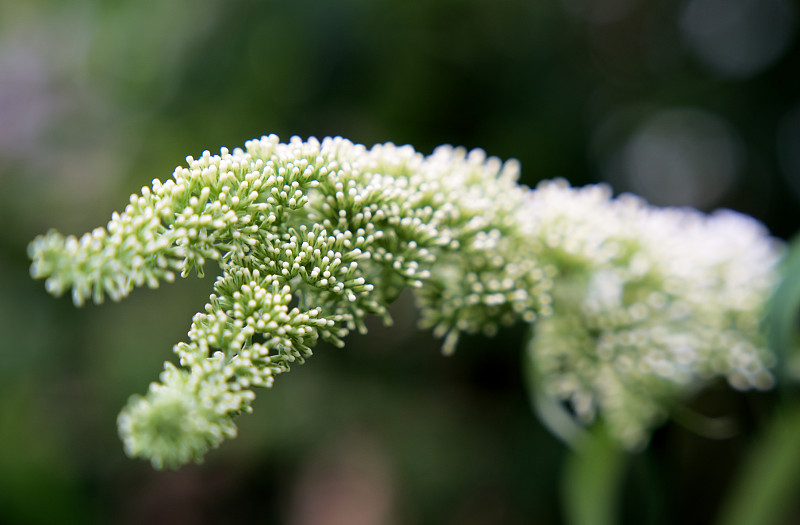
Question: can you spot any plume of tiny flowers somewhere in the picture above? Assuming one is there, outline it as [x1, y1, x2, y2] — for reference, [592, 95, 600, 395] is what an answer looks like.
[30, 135, 547, 468]
[29, 136, 782, 466]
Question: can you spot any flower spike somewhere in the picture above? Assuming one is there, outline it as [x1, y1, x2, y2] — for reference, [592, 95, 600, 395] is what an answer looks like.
[29, 135, 782, 466]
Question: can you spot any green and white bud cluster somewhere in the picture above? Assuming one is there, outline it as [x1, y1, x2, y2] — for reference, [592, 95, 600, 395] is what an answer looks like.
[29, 135, 782, 466]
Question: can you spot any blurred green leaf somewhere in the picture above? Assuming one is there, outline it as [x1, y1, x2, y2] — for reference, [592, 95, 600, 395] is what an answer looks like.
[716, 402, 800, 525]
[766, 235, 800, 387]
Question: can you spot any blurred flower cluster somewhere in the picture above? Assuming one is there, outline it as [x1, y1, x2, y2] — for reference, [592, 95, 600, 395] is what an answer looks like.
[523, 180, 780, 448]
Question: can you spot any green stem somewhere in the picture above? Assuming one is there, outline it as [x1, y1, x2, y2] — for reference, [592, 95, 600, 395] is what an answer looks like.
[561, 426, 627, 525]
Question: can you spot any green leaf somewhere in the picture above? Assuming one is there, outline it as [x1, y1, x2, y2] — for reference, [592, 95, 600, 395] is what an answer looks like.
[715, 402, 800, 525]
[765, 234, 800, 387]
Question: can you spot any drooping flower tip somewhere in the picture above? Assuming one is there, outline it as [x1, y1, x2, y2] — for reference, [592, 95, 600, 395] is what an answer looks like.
[117, 368, 234, 469]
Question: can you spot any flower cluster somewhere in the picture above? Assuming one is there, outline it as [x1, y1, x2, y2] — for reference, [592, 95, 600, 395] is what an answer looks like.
[29, 135, 782, 466]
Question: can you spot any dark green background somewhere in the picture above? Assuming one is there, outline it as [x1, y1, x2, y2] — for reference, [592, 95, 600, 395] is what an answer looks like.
[1, 0, 798, 523]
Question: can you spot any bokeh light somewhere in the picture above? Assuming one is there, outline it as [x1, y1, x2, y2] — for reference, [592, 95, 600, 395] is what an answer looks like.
[777, 103, 800, 201]
[617, 108, 742, 208]
[679, 0, 796, 78]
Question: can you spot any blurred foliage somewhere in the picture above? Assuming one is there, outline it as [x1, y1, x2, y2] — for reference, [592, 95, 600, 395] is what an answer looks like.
[2, 0, 800, 523]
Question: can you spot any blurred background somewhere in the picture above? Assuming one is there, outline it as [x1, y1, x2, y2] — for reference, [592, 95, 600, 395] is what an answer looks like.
[1, 0, 799, 523]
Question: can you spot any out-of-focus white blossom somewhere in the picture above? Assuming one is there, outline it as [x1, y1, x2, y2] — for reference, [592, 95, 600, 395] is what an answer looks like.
[522, 180, 781, 448]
